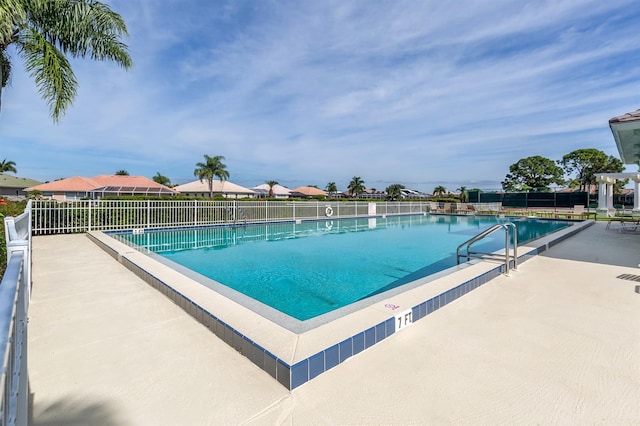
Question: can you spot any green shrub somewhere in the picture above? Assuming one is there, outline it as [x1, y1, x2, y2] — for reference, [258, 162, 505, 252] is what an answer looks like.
[0, 200, 28, 276]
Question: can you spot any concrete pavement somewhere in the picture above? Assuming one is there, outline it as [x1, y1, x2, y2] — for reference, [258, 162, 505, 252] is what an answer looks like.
[28, 222, 640, 424]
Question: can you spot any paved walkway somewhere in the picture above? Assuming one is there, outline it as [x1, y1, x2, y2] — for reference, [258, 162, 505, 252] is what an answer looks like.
[29, 222, 640, 425]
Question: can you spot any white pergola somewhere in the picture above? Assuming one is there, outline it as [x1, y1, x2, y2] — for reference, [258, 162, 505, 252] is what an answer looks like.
[598, 110, 640, 213]
[596, 172, 640, 212]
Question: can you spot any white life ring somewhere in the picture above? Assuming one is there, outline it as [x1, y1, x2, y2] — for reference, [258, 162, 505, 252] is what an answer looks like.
[325, 206, 334, 217]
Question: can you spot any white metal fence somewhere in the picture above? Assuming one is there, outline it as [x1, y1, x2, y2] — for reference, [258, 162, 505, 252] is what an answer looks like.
[1, 203, 31, 426]
[29, 200, 503, 235]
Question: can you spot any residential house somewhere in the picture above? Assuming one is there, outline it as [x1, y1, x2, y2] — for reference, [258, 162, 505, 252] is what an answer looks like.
[0, 173, 42, 198]
[251, 183, 291, 199]
[174, 180, 255, 198]
[26, 175, 176, 201]
[289, 186, 327, 198]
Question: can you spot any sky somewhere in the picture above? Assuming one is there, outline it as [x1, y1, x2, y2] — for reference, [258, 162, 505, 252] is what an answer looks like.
[1, 0, 639, 193]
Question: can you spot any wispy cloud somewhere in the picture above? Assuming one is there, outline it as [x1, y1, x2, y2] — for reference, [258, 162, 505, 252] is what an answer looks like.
[1, 0, 638, 190]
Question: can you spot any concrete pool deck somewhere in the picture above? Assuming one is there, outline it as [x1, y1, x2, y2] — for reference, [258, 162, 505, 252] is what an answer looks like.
[28, 221, 640, 424]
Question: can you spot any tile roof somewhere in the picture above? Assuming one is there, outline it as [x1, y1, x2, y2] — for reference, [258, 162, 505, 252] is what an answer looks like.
[609, 109, 640, 124]
[251, 183, 291, 195]
[174, 180, 255, 194]
[26, 175, 173, 193]
[290, 186, 327, 196]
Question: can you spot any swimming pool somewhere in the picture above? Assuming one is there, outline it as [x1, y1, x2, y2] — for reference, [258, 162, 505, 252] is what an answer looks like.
[114, 214, 571, 321]
[95, 214, 590, 389]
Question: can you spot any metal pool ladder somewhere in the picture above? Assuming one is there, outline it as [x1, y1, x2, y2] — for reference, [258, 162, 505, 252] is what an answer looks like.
[456, 222, 518, 276]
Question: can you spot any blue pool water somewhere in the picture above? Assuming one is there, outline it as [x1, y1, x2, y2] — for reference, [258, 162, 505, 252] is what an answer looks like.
[115, 215, 571, 320]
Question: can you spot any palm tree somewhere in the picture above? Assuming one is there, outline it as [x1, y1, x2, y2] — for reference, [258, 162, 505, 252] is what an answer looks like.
[385, 183, 405, 200]
[153, 172, 171, 186]
[456, 186, 468, 202]
[433, 185, 447, 196]
[347, 176, 365, 198]
[0, 158, 17, 173]
[325, 182, 338, 194]
[0, 0, 132, 121]
[194, 155, 229, 198]
[265, 180, 278, 197]
[115, 170, 129, 176]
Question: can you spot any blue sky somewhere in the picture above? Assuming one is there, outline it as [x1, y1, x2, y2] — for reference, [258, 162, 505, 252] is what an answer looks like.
[1, 0, 639, 192]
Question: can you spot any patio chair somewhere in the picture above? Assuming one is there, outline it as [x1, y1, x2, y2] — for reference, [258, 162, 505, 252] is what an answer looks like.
[437, 203, 451, 214]
[570, 205, 586, 219]
[618, 211, 640, 232]
[606, 211, 640, 231]
[455, 204, 475, 215]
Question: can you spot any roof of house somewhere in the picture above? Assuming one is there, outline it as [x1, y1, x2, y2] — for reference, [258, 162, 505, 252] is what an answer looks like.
[174, 180, 255, 194]
[26, 175, 174, 193]
[609, 109, 640, 124]
[609, 109, 640, 164]
[0, 173, 42, 189]
[251, 183, 291, 195]
[290, 186, 327, 196]
[555, 185, 598, 194]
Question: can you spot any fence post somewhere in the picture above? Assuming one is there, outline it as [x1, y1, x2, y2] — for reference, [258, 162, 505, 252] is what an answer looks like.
[233, 200, 238, 224]
[146, 200, 151, 229]
[88, 200, 92, 232]
[194, 200, 198, 226]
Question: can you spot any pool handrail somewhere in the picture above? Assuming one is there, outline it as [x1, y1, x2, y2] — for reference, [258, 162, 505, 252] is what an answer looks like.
[456, 222, 518, 276]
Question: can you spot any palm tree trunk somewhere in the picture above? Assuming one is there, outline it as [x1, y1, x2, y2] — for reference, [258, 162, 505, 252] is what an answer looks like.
[209, 179, 213, 198]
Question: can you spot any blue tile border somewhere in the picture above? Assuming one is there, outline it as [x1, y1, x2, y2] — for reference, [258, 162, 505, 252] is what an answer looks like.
[88, 220, 593, 390]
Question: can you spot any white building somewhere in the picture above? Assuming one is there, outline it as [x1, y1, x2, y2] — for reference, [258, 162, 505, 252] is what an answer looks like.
[174, 180, 256, 198]
[251, 183, 291, 198]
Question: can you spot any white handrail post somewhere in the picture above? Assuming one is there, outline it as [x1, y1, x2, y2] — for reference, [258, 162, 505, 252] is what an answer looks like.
[504, 226, 510, 276]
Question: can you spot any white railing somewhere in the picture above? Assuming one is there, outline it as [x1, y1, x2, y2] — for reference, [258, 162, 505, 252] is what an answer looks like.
[0, 202, 31, 426]
[30, 200, 419, 234]
[29, 200, 503, 235]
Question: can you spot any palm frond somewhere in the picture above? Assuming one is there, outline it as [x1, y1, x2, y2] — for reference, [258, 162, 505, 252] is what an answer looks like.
[28, 0, 132, 68]
[0, 0, 26, 46]
[18, 28, 77, 122]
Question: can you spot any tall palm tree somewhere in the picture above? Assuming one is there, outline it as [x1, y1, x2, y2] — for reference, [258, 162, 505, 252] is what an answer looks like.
[433, 185, 447, 196]
[194, 155, 229, 198]
[115, 169, 129, 176]
[0, 158, 17, 173]
[0, 0, 132, 121]
[325, 182, 338, 194]
[456, 186, 467, 202]
[385, 183, 405, 200]
[265, 180, 278, 197]
[347, 176, 365, 198]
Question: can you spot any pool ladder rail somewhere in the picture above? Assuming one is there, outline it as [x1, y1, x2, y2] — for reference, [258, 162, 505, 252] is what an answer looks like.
[225, 205, 248, 225]
[456, 222, 518, 276]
